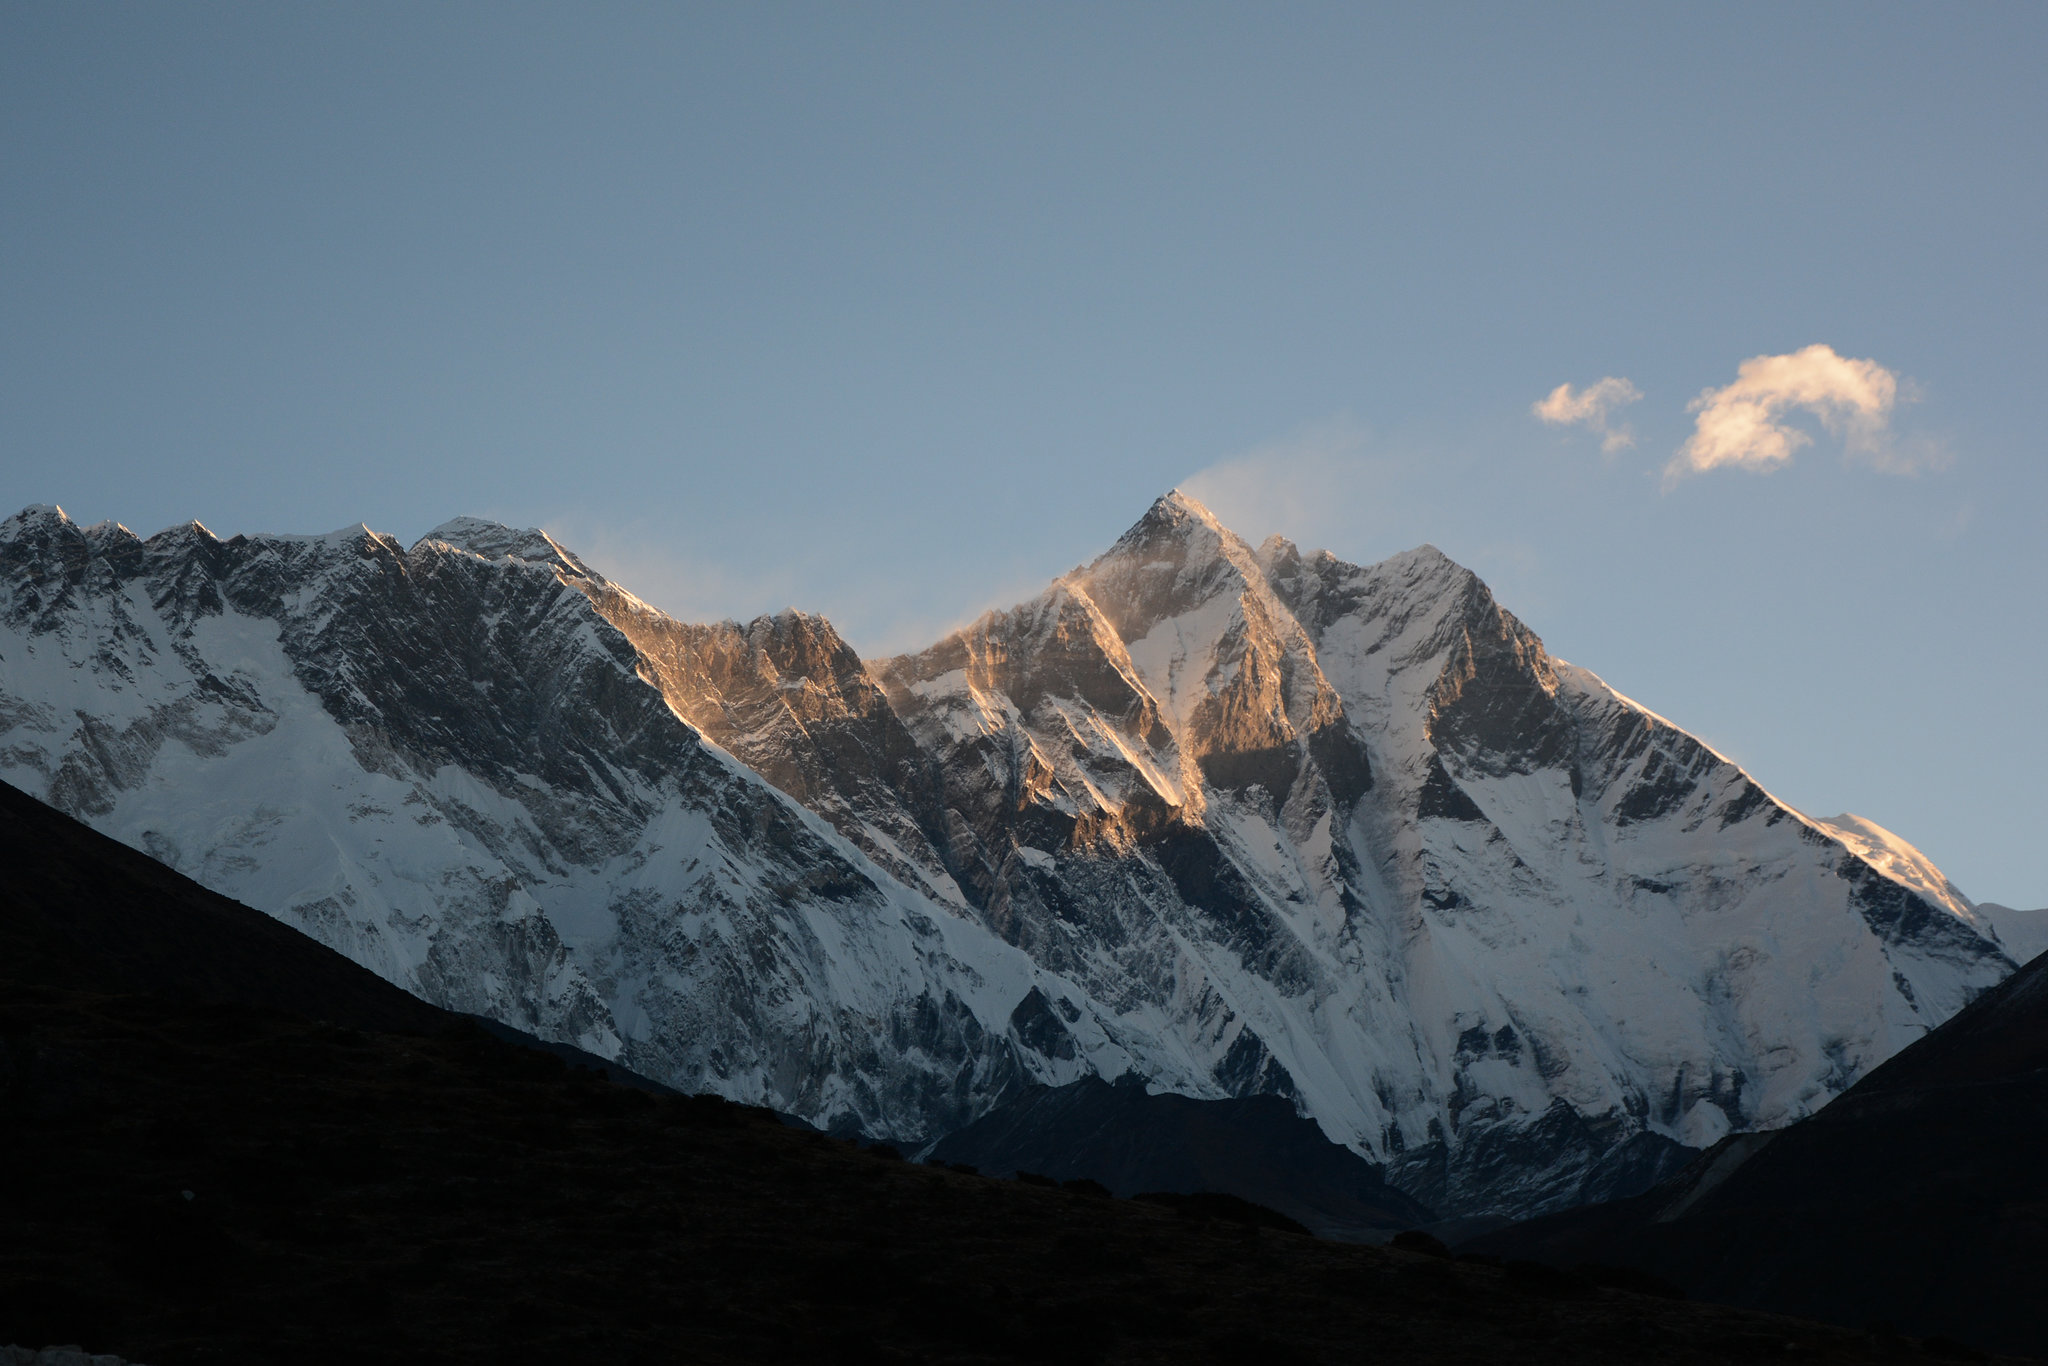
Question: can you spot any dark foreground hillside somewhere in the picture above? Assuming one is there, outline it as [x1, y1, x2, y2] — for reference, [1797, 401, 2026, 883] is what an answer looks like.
[0, 781, 2026, 1365]
[1471, 932, 2048, 1358]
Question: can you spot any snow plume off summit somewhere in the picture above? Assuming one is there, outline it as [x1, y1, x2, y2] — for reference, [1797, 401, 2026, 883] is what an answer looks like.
[0, 494, 2018, 1219]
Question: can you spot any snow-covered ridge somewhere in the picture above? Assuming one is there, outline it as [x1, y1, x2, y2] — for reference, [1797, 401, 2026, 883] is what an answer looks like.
[1811, 812, 1977, 923]
[417, 517, 598, 579]
[0, 496, 2017, 1219]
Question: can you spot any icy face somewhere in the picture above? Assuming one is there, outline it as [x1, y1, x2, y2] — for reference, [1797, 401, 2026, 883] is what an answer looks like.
[0, 495, 2017, 1218]
[1972, 904, 2048, 966]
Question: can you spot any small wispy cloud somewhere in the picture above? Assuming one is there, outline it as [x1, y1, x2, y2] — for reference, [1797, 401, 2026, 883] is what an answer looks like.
[850, 568, 1077, 661]
[1179, 417, 1398, 551]
[537, 513, 805, 626]
[1668, 344, 1937, 482]
[1181, 419, 1551, 617]
[1533, 377, 1642, 453]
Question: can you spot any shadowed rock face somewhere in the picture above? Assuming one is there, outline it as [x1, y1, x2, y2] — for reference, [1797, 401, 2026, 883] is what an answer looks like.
[0, 495, 2016, 1222]
[924, 1072, 1434, 1240]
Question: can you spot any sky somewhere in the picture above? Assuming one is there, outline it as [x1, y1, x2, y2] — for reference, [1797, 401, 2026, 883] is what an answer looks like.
[3, 4, 2043, 906]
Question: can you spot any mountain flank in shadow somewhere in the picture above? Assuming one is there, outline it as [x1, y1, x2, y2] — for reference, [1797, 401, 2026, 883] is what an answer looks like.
[925, 1073, 1433, 1240]
[0, 775, 667, 1089]
[1470, 948, 2048, 1357]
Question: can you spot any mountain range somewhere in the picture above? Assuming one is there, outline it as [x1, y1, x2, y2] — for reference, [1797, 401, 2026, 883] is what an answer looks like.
[0, 493, 2026, 1219]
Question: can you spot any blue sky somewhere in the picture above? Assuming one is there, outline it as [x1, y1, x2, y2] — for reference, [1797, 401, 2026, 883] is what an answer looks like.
[4, 4, 2043, 905]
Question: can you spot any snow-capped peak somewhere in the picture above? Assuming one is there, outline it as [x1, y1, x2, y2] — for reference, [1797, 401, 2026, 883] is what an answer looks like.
[1147, 487, 1227, 531]
[1, 503, 75, 543]
[415, 517, 597, 580]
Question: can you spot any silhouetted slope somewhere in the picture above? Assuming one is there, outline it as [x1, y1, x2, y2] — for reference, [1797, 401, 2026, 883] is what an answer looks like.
[926, 1073, 1433, 1239]
[0, 775, 445, 1034]
[0, 774, 667, 1088]
[1470, 949, 2048, 1356]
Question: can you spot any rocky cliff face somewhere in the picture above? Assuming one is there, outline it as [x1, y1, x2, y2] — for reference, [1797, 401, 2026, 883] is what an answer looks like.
[0, 495, 2015, 1218]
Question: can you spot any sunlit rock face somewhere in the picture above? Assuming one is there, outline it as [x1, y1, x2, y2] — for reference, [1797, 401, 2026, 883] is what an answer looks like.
[0, 496, 2016, 1219]
[580, 588, 965, 910]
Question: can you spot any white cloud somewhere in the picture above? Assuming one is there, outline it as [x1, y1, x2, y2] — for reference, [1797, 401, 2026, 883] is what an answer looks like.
[1533, 376, 1642, 453]
[1669, 344, 1926, 481]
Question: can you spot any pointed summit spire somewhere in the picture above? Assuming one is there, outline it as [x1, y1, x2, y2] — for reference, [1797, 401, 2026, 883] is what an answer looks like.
[1151, 487, 1223, 527]
[1103, 488, 1230, 561]
[1, 504, 75, 542]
